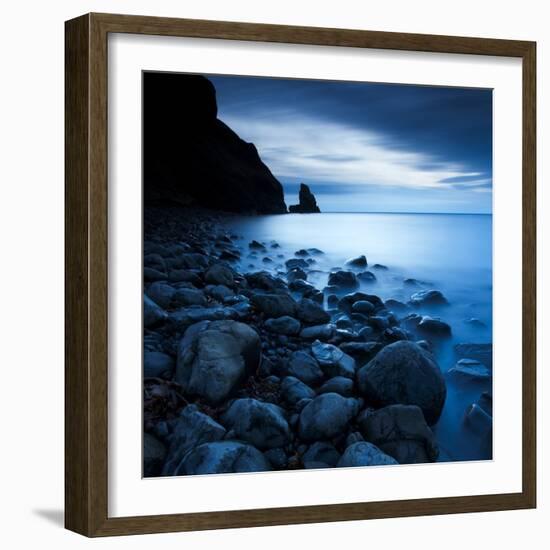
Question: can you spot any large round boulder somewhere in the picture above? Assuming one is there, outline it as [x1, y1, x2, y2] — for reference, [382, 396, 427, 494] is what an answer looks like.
[356, 341, 446, 425]
[175, 320, 261, 404]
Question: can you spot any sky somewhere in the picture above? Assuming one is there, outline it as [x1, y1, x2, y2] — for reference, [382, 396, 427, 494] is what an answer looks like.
[208, 74, 493, 214]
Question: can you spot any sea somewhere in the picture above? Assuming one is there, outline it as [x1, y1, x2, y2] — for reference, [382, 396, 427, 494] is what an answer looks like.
[224, 212, 493, 462]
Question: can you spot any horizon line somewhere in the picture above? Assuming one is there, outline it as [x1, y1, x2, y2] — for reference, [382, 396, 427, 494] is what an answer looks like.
[309, 210, 492, 216]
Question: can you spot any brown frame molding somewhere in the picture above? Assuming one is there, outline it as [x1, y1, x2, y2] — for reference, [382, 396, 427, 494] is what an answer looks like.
[65, 12, 536, 537]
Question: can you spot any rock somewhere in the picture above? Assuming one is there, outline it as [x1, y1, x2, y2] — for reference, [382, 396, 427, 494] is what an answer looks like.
[339, 342, 381, 363]
[409, 289, 449, 306]
[175, 320, 261, 404]
[368, 316, 390, 331]
[178, 253, 209, 270]
[204, 264, 235, 287]
[477, 391, 493, 415]
[311, 340, 356, 379]
[280, 376, 316, 405]
[296, 298, 330, 325]
[176, 441, 272, 475]
[448, 359, 491, 382]
[144, 351, 175, 378]
[372, 264, 388, 270]
[289, 279, 316, 294]
[143, 433, 167, 477]
[287, 267, 307, 282]
[144, 73, 286, 213]
[318, 376, 355, 397]
[358, 405, 439, 464]
[295, 249, 309, 257]
[337, 442, 398, 467]
[356, 341, 446, 425]
[221, 398, 290, 450]
[205, 284, 233, 302]
[300, 324, 337, 341]
[454, 343, 492, 368]
[146, 282, 175, 308]
[265, 316, 301, 336]
[144, 267, 167, 282]
[357, 271, 377, 283]
[287, 351, 325, 386]
[245, 271, 287, 293]
[298, 393, 360, 441]
[417, 316, 452, 338]
[172, 287, 207, 307]
[162, 405, 226, 475]
[307, 248, 324, 255]
[327, 294, 339, 308]
[288, 183, 321, 213]
[339, 292, 384, 313]
[169, 305, 239, 327]
[249, 240, 267, 251]
[251, 292, 296, 318]
[144, 294, 168, 327]
[264, 448, 288, 469]
[328, 271, 359, 290]
[384, 299, 409, 313]
[168, 269, 202, 286]
[464, 403, 492, 437]
[345, 255, 368, 268]
[303, 441, 341, 467]
[285, 258, 309, 271]
[352, 300, 375, 315]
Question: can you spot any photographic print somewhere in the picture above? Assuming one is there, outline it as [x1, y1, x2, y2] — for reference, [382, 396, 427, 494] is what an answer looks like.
[142, 71, 493, 478]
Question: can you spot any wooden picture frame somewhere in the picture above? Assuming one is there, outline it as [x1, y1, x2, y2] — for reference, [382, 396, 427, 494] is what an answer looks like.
[65, 12, 536, 537]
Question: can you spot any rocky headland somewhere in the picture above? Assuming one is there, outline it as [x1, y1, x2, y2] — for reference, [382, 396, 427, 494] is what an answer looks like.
[143, 207, 493, 476]
[289, 183, 321, 213]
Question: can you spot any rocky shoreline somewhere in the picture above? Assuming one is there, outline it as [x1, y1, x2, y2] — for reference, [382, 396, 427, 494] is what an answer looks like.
[143, 207, 493, 477]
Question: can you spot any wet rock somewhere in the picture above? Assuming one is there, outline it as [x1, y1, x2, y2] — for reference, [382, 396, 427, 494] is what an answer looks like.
[251, 292, 296, 318]
[352, 300, 375, 315]
[146, 281, 175, 309]
[204, 264, 235, 287]
[175, 320, 261, 404]
[296, 298, 330, 325]
[300, 324, 337, 341]
[173, 287, 207, 307]
[311, 340, 356, 379]
[288, 183, 321, 213]
[372, 264, 388, 270]
[244, 271, 287, 292]
[303, 441, 341, 467]
[280, 376, 316, 405]
[464, 403, 492, 437]
[345, 255, 368, 268]
[339, 292, 384, 313]
[327, 294, 339, 308]
[357, 271, 377, 283]
[295, 249, 309, 257]
[454, 343, 492, 368]
[337, 442, 398, 467]
[144, 351, 175, 378]
[318, 376, 354, 397]
[463, 317, 487, 328]
[144, 294, 168, 327]
[287, 267, 307, 282]
[265, 315, 301, 336]
[356, 341, 446, 425]
[448, 359, 491, 383]
[169, 305, 239, 327]
[249, 240, 267, 251]
[384, 299, 409, 313]
[264, 448, 288, 469]
[358, 404, 439, 464]
[221, 398, 290, 450]
[417, 316, 452, 338]
[144, 267, 167, 282]
[287, 351, 325, 386]
[285, 258, 309, 271]
[339, 342, 381, 363]
[143, 433, 167, 477]
[328, 271, 359, 290]
[205, 284, 233, 302]
[176, 441, 271, 475]
[409, 289, 449, 306]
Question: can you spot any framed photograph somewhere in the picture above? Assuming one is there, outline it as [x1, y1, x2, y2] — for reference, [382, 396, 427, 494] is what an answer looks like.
[65, 13, 536, 536]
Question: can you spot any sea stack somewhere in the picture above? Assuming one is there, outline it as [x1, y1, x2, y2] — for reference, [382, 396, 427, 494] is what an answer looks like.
[289, 183, 321, 213]
[143, 73, 287, 214]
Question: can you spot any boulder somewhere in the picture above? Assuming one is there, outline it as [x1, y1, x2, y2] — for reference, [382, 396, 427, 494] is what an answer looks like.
[298, 393, 360, 441]
[245, 271, 287, 292]
[175, 320, 261, 404]
[409, 289, 449, 306]
[287, 267, 307, 282]
[454, 343, 493, 369]
[287, 351, 325, 386]
[176, 441, 272, 475]
[328, 271, 359, 290]
[172, 288, 207, 307]
[205, 284, 233, 302]
[357, 271, 377, 283]
[143, 432, 167, 477]
[144, 351, 175, 378]
[144, 294, 168, 327]
[352, 300, 375, 315]
[221, 398, 290, 449]
[285, 258, 309, 271]
[162, 405, 226, 475]
[288, 183, 321, 213]
[251, 292, 296, 318]
[345, 255, 368, 268]
[318, 376, 355, 397]
[311, 340, 356, 379]
[300, 324, 337, 341]
[358, 405, 439, 464]
[280, 376, 316, 405]
[339, 292, 384, 313]
[146, 281, 175, 309]
[339, 342, 381, 363]
[448, 359, 491, 383]
[417, 316, 452, 338]
[356, 341, 446, 425]
[303, 441, 341, 467]
[204, 264, 235, 287]
[265, 316, 301, 336]
[337, 442, 398, 467]
[296, 298, 330, 325]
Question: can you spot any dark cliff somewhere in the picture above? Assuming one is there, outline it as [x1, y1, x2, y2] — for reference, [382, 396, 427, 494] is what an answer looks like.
[143, 73, 287, 214]
[288, 183, 321, 213]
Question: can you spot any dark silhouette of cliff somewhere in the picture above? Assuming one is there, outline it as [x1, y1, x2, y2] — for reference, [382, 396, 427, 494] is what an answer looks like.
[143, 73, 287, 214]
[288, 183, 321, 213]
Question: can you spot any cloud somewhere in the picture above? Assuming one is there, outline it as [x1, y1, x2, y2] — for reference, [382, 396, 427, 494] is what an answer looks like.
[223, 111, 491, 192]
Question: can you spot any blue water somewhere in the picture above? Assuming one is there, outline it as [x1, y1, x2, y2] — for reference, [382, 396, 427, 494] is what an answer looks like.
[224, 212, 493, 462]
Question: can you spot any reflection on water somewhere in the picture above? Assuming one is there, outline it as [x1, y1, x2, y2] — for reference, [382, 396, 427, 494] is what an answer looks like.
[224, 212, 493, 462]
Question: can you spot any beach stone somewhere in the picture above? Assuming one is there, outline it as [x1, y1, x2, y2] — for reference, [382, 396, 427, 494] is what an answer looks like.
[169, 305, 239, 327]
[146, 281, 175, 309]
[352, 300, 375, 315]
[162, 405, 226, 475]
[179, 253, 209, 270]
[300, 324, 336, 341]
[307, 248, 324, 256]
[385, 299, 409, 313]
[144, 253, 167, 272]
[251, 292, 296, 318]
[303, 441, 341, 467]
[280, 376, 316, 405]
[417, 316, 452, 338]
[328, 270, 359, 290]
[368, 316, 390, 331]
[144, 351, 175, 378]
[173, 287, 207, 307]
[358, 405, 439, 464]
[205, 284, 233, 302]
[144, 267, 167, 282]
[298, 393, 360, 441]
[464, 403, 492, 437]
[327, 294, 339, 308]
[168, 269, 202, 286]
[356, 341, 446, 425]
[345, 255, 368, 268]
[245, 271, 287, 292]
[410, 289, 449, 306]
[287, 267, 307, 282]
[295, 249, 309, 257]
[204, 264, 235, 287]
[287, 351, 325, 386]
[265, 315, 301, 336]
[143, 433, 167, 477]
[372, 264, 388, 270]
[339, 342, 381, 363]
[448, 359, 491, 382]
[264, 448, 288, 469]
[175, 320, 261, 404]
[311, 340, 356, 379]
[358, 271, 377, 283]
[144, 294, 168, 327]
[285, 258, 309, 270]
[221, 398, 290, 450]
[339, 292, 384, 313]
[318, 376, 354, 397]
[296, 298, 330, 325]
[249, 240, 266, 251]
[176, 441, 271, 475]
[454, 343, 493, 368]
[337, 442, 398, 467]
[289, 279, 316, 294]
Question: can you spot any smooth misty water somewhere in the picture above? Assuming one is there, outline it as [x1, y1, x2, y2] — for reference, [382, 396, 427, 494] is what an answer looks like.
[224, 212, 493, 462]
